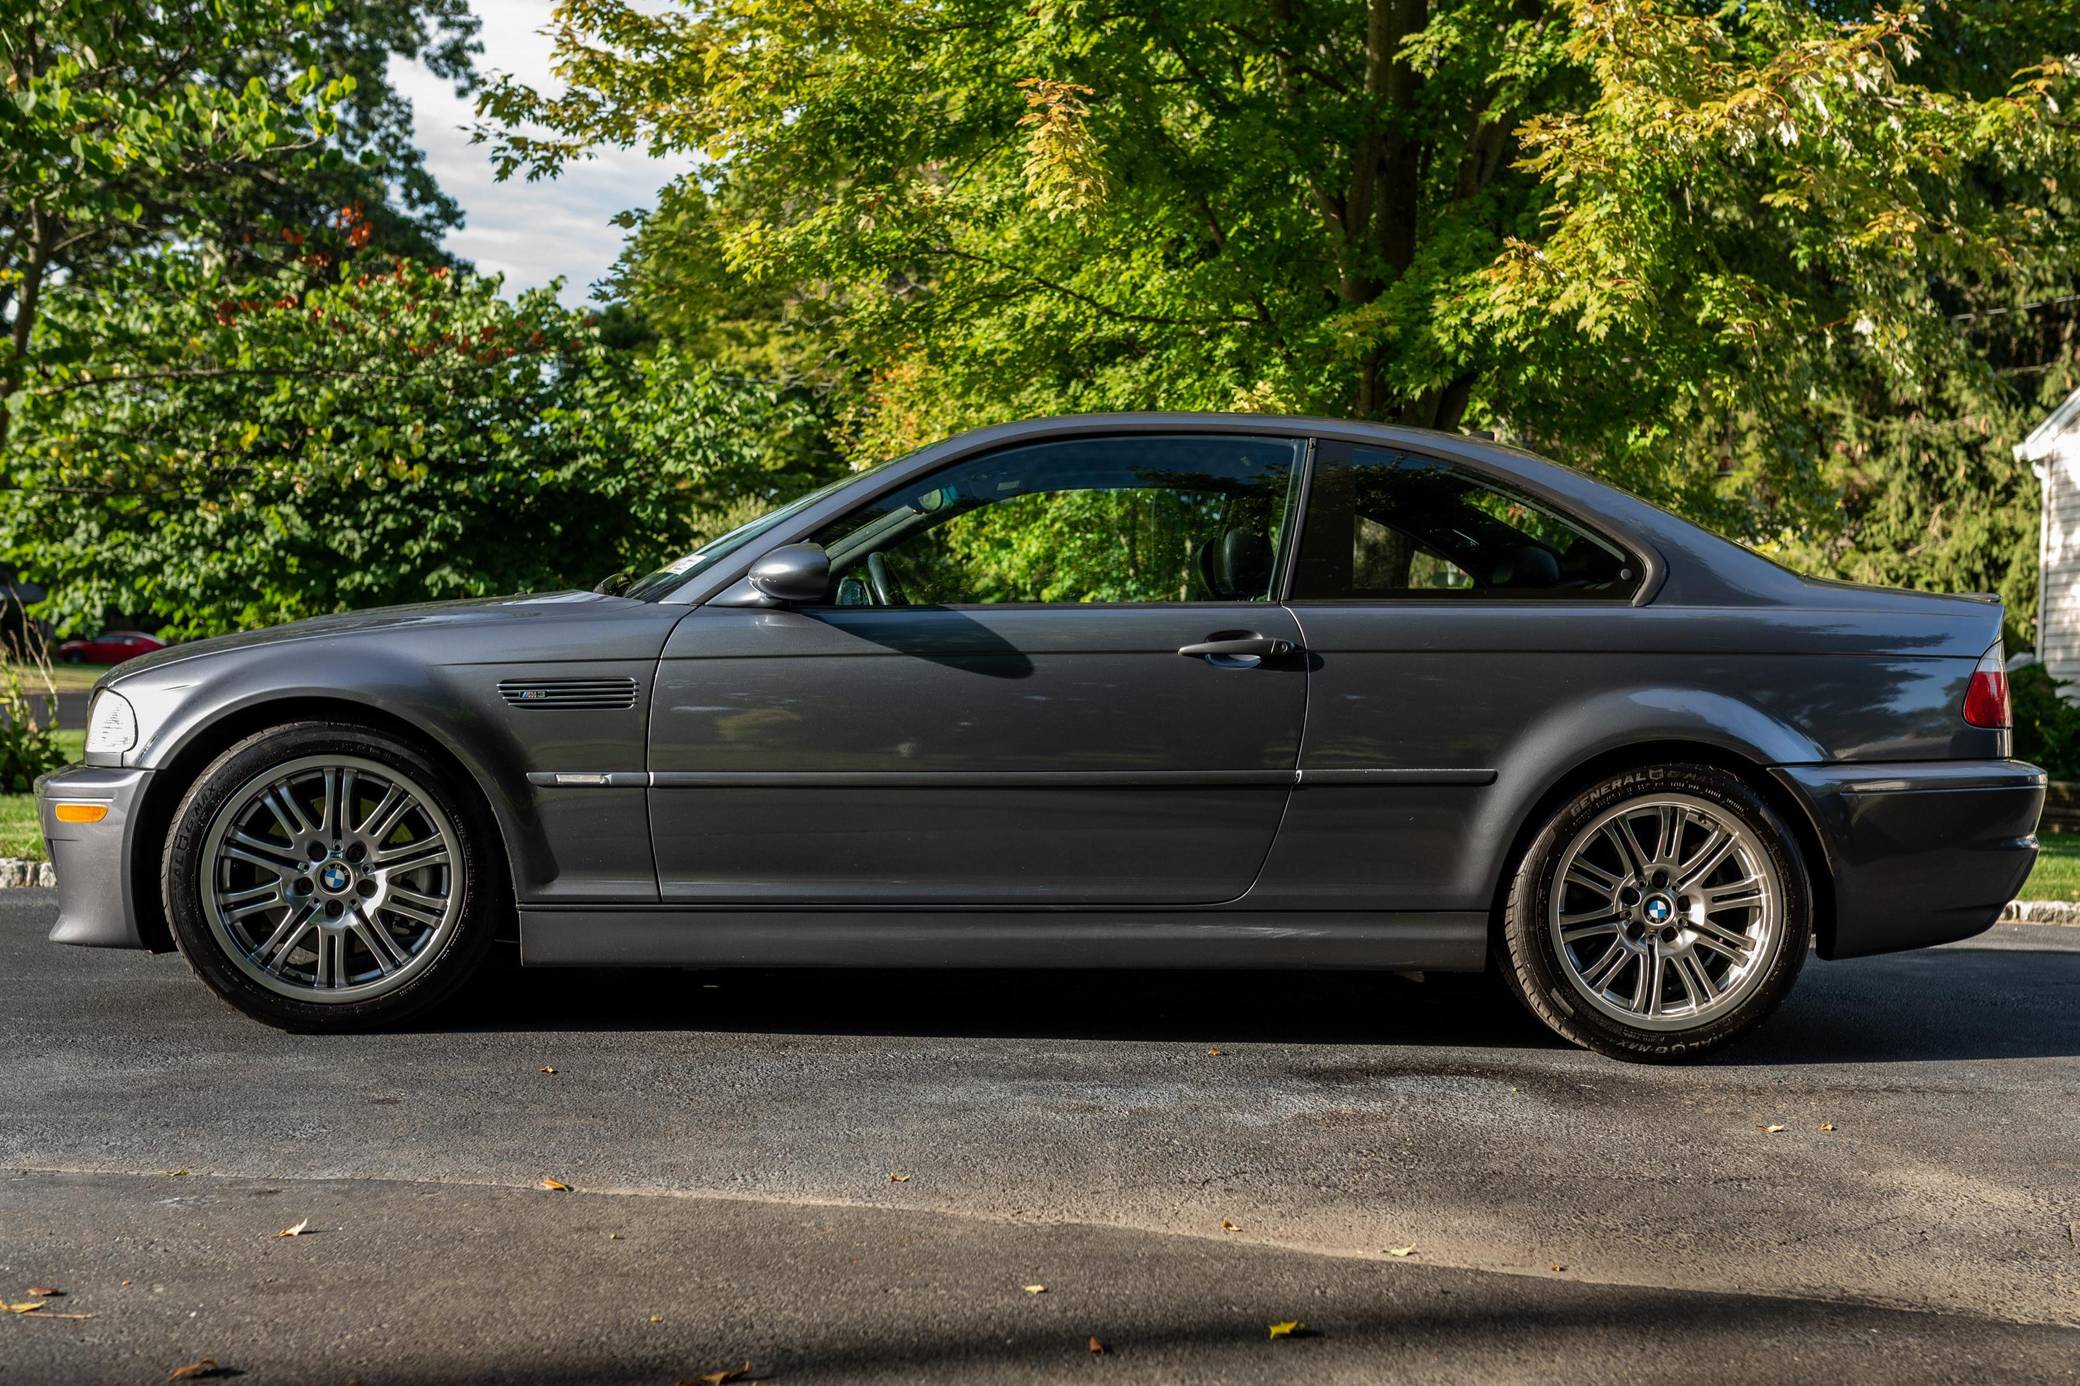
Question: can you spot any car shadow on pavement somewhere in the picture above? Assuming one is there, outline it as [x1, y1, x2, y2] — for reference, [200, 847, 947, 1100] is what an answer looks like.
[447, 963, 1567, 1049]
[1714, 941, 2080, 1066]
[439, 936, 2080, 1063]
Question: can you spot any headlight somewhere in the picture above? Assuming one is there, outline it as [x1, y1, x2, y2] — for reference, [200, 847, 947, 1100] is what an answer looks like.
[84, 691, 138, 755]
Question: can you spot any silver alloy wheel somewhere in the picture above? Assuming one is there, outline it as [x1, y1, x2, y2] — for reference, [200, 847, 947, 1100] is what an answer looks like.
[199, 754, 463, 1002]
[1548, 793, 1782, 1032]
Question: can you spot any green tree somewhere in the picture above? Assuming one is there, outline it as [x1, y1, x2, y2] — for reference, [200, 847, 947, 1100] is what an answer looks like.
[2, 242, 833, 636]
[480, 0, 2080, 630]
[0, 0, 482, 449]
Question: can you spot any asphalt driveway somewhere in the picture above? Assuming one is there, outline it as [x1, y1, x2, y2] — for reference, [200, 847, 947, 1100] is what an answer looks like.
[3, 890, 2077, 1382]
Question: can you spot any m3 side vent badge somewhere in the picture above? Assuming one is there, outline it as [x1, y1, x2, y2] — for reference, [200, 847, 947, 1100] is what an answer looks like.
[497, 677, 639, 710]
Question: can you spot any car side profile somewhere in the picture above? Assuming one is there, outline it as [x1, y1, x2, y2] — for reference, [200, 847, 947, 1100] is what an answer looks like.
[36, 413, 2044, 1059]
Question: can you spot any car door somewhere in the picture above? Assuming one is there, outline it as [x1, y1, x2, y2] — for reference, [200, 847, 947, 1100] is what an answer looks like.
[1251, 438, 1648, 910]
[647, 432, 1310, 905]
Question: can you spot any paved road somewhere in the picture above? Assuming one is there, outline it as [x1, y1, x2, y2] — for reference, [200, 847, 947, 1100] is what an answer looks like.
[3, 890, 2078, 1382]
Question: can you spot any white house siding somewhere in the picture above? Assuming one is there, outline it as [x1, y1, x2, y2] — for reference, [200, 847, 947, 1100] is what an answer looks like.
[2024, 388, 2080, 686]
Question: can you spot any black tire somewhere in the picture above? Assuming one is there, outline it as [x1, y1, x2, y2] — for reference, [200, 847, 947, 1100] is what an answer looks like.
[162, 720, 500, 1032]
[1499, 763, 1811, 1062]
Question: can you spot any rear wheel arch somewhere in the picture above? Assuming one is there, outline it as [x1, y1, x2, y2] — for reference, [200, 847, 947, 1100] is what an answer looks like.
[1490, 739, 1836, 958]
[130, 697, 518, 953]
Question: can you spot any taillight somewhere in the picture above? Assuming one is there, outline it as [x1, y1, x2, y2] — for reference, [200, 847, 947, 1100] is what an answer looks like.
[1961, 643, 2011, 729]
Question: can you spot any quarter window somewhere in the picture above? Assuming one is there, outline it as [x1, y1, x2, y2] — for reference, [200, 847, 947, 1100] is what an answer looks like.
[808, 435, 1304, 606]
[1291, 446, 1638, 601]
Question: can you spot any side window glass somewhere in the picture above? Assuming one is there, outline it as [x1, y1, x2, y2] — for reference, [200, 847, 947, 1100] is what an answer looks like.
[1293, 446, 1638, 601]
[808, 435, 1304, 606]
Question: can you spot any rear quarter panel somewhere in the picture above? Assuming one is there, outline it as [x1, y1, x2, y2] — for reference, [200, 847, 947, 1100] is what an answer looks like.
[1247, 602, 2000, 911]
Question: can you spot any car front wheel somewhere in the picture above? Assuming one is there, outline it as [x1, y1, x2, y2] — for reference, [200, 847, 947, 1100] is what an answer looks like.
[162, 721, 497, 1031]
[1500, 763, 1811, 1061]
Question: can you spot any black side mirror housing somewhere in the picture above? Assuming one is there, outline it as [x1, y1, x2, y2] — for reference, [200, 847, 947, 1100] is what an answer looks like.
[745, 543, 832, 606]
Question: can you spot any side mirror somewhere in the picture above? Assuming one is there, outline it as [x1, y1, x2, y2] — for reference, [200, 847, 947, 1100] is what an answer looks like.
[745, 543, 831, 606]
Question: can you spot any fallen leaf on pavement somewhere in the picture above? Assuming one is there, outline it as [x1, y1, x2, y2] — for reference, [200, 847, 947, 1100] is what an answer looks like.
[1758, 1125, 1785, 1134]
[1384, 1246, 1418, 1258]
[168, 1361, 228, 1380]
[649, 1315, 664, 1324]
[888, 1173, 910, 1183]
[1818, 1122, 1836, 1132]
[1550, 1264, 1567, 1273]
[3, 1300, 48, 1314]
[275, 1219, 310, 1239]
[1267, 1320, 1307, 1340]
[680, 1363, 750, 1386]
[26, 1287, 61, 1297]
[1023, 1284, 1048, 1294]
[540, 1067, 556, 1074]
[540, 1178, 571, 1192]
[163, 1170, 191, 1177]
[1220, 1218, 1239, 1232]
[1088, 1336, 1106, 1355]
[1206, 1048, 1223, 1056]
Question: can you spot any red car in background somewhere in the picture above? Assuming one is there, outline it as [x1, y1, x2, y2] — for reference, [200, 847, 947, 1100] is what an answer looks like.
[56, 630, 166, 665]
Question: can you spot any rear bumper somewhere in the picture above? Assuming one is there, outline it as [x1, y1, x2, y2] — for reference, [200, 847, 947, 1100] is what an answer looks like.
[34, 764, 156, 950]
[1774, 759, 2044, 960]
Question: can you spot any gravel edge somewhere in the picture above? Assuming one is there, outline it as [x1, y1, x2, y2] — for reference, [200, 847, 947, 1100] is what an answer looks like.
[0, 858, 56, 889]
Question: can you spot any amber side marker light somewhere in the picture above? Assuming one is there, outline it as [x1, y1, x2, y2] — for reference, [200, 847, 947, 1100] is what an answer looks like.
[52, 803, 109, 824]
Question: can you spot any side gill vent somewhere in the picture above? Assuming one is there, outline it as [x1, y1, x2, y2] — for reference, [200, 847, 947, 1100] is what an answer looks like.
[497, 677, 639, 711]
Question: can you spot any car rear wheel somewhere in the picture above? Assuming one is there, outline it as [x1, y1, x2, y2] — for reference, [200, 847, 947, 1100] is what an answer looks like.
[1500, 763, 1811, 1061]
[162, 721, 498, 1032]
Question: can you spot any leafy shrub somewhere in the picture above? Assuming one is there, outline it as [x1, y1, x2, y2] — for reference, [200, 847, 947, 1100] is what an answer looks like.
[0, 640, 67, 794]
[2009, 662, 2080, 782]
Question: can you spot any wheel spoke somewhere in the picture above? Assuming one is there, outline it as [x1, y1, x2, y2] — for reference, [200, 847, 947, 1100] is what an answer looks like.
[1673, 953, 1717, 1010]
[256, 905, 318, 973]
[1559, 913, 1623, 945]
[317, 767, 340, 840]
[1635, 950, 1664, 1017]
[356, 785, 405, 840]
[374, 840, 449, 872]
[270, 784, 315, 836]
[1702, 875, 1767, 915]
[350, 911, 410, 974]
[1580, 940, 1631, 991]
[1602, 821, 1646, 875]
[1564, 856, 1625, 897]
[381, 885, 448, 928]
[1690, 917, 1757, 963]
[1675, 827, 1736, 891]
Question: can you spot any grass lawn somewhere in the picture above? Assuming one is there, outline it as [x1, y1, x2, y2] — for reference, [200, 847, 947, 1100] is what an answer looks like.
[2022, 829, 2080, 902]
[7, 662, 104, 692]
[1, 729, 86, 861]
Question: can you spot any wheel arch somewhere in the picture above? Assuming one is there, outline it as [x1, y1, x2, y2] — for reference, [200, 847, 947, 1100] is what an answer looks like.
[128, 696, 519, 953]
[1487, 739, 1837, 959]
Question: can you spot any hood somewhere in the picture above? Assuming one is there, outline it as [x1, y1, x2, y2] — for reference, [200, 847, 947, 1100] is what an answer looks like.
[102, 591, 613, 685]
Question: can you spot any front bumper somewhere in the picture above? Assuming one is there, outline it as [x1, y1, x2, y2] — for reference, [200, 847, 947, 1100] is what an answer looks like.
[35, 764, 157, 949]
[1774, 759, 2045, 960]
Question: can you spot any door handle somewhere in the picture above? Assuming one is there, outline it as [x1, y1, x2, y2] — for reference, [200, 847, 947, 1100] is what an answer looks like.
[1177, 634, 1298, 660]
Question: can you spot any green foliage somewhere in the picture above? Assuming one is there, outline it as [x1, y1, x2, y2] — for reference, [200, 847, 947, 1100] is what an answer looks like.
[0, 633, 64, 793]
[481, 0, 2080, 633]
[2010, 662, 2080, 782]
[2, 247, 836, 637]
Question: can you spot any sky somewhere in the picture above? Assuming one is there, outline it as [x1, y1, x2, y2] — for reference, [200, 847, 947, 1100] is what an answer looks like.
[387, 0, 679, 306]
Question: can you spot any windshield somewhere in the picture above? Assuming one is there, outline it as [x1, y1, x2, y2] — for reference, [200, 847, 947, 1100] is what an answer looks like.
[623, 465, 891, 600]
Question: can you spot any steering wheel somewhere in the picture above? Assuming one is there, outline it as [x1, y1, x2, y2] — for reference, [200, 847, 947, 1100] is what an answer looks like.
[866, 551, 909, 607]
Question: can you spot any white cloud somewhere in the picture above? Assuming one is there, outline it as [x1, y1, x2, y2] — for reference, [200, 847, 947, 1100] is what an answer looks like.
[389, 0, 681, 305]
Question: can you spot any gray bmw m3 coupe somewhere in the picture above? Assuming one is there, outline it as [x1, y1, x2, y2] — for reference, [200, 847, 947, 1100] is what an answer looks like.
[37, 413, 2044, 1058]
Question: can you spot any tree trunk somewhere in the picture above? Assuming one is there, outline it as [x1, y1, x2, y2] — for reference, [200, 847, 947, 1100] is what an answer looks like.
[1345, 0, 1429, 419]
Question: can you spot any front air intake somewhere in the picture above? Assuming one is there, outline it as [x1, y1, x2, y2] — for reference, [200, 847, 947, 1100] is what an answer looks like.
[497, 677, 639, 711]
